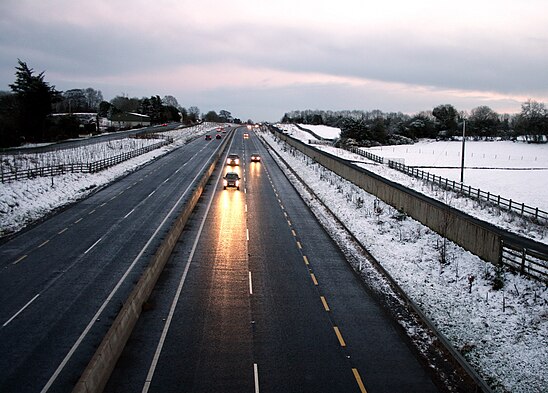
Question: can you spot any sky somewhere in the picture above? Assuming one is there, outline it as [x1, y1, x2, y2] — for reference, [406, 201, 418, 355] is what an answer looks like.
[0, 0, 547, 122]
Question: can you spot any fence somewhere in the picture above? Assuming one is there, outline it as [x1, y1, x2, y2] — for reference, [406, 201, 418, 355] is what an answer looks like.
[1, 138, 171, 183]
[344, 145, 547, 224]
[387, 160, 548, 225]
[501, 241, 548, 281]
[275, 129, 548, 283]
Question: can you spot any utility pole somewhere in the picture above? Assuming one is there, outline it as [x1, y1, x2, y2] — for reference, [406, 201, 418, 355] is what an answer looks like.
[460, 119, 466, 183]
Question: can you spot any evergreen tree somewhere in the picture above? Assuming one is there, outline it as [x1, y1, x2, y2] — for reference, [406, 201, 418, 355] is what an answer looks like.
[9, 59, 61, 142]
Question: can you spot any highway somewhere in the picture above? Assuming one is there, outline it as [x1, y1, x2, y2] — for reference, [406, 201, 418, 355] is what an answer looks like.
[105, 127, 442, 393]
[0, 125, 227, 392]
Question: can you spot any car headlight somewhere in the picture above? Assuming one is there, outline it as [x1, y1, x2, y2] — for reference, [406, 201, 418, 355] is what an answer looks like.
[235, 159, 239, 164]
[223, 180, 228, 186]
[236, 180, 240, 186]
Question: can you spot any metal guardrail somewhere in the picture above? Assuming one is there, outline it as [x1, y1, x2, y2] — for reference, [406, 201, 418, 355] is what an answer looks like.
[387, 160, 548, 225]
[0, 138, 171, 183]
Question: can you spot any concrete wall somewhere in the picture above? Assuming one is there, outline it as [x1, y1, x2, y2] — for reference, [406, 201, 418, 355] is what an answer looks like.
[275, 131, 502, 264]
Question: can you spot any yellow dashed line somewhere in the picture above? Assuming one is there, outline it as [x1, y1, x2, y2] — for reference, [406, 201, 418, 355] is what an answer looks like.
[334, 326, 346, 347]
[296, 241, 302, 249]
[13, 255, 27, 265]
[310, 273, 318, 286]
[320, 296, 330, 311]
[352, 368, 368, 393]
[291, 229, 297, 237]
[303, 255, 309, 265]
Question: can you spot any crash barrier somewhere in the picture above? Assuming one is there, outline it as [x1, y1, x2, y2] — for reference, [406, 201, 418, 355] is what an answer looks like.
[0, 137, 173, 183]
[72, 132, 232, 393]
[271, 127, 548, 282]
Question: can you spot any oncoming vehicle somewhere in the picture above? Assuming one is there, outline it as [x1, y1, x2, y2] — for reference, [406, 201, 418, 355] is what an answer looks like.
[243, 133, 249, 139]
[223, 172, 240, 190]
[250, 153, 261, 162]
[226, 154, 240, 166]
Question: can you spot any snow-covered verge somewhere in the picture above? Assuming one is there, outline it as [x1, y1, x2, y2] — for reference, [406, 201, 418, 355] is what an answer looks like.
[259, 129, 547, 393]
[0, 123, 221, 237]
[274, 125, 548, 245]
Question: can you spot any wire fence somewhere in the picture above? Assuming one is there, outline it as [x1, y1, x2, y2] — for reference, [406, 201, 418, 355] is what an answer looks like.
[1, 138, 171, 183]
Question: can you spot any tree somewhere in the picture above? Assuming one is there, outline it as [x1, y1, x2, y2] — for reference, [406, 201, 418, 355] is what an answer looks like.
[432, 104, 458, 136]
[187, 106, 200, 123]
[468, 106, 499, 139]
[203, 110, 220, 122]
[219, 110, 233, 122]
[9, 60, 61, 142]
[110, 95, 140, 113]
[515, 99, 547, 143]
[162, 95, 180, 109]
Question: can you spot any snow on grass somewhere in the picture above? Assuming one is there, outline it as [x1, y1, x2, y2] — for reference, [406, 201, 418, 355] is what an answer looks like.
[259, 129, 548, 393]
[298, 124, 341, 139]
[0, 123, 219, 236]
[282, 136, 548, 244]
[365, 140, 548, 212]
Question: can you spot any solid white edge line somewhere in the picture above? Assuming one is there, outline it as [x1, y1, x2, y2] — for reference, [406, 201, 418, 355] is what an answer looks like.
[142, 131, 236, 393]
[41, 143, 222, 393]
[254, 363, 260, 393]
[3, 294, 40, 327]
[84, 237, 102, 254]
[124, 208, 136, 219]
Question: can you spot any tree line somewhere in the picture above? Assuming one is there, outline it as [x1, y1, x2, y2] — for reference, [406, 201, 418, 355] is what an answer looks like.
[282, 101, 548, 147]
[0, 60, 239, 148]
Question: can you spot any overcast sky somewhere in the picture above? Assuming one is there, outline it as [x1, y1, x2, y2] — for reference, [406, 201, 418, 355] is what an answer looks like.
[1, 0, 547, 122]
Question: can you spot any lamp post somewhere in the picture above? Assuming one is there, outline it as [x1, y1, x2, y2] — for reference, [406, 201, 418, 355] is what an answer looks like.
[460, 119, 466, 183]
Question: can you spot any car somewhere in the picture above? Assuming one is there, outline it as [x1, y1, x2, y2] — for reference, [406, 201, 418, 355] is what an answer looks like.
[205, 134, 212, 140]
[223, 172, 240, 190]
[250, 153, 261, 162]
[226, 154, 240, 166]
[243, 133, 249, 139]
[215, 134, 222, 139]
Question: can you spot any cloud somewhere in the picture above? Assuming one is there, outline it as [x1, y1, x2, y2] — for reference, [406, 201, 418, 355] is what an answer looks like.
[1, 0, 547, 121]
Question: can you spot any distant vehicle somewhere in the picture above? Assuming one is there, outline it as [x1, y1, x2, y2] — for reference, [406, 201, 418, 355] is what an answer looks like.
[243, 133, 249, 139]
[250, 153, 261, 162]
[205, 134, 212, 140]
[226, 154, 240, 166]
[223, 172, 240, 190]
[216, 134, 222, 139]
[161, 123, 168, 126]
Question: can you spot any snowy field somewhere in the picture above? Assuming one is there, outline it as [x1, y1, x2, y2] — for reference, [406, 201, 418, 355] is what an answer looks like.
[260, 129, 547, 393]
[365, 140, 548, 213]
[274, 124, 548, 245]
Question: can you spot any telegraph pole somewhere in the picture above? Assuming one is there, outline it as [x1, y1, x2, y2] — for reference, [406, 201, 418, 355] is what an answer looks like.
[460, 119, 466, 183]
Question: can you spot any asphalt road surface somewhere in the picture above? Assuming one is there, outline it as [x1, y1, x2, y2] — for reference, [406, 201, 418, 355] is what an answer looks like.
[0, 126, 227, 392]
[106, 127, 442, 393]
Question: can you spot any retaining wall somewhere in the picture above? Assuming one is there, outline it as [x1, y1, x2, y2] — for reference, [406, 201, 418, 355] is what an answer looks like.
[275, 130, 502, 264]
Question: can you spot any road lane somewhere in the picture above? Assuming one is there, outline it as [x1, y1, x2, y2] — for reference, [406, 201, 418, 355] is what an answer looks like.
[105, 127, 442, 392]
[0, 127, 228, 392]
